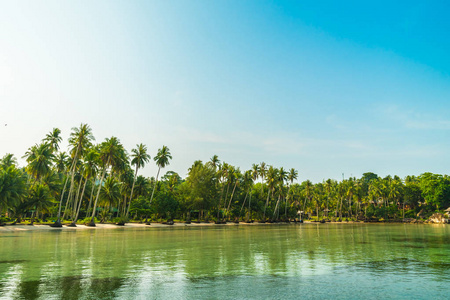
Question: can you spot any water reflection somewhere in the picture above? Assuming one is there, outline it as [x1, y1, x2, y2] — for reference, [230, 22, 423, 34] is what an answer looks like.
[0, 224, 448, 299]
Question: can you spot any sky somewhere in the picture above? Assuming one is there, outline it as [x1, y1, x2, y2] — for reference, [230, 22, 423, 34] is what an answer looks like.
[1, 0, 449, 182]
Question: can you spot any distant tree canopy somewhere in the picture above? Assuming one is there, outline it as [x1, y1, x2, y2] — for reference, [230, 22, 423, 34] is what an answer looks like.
[1, 125, 449, 225]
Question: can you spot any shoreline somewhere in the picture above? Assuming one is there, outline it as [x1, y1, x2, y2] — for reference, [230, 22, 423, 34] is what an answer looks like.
[0, 220, 446, 232]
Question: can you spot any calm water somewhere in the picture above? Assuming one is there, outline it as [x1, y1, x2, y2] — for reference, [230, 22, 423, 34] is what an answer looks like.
[0, 224, 449, 299]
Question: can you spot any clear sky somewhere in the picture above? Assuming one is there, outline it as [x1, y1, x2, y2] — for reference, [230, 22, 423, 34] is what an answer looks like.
[1, 0, 449, 182]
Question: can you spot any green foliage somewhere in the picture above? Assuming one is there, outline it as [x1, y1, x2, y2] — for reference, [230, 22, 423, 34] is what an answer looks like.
[419, 173, 450, 210]
[154, 191, 178, 220]
[2, 123, 450, 224]
[0, 165, 28, 210]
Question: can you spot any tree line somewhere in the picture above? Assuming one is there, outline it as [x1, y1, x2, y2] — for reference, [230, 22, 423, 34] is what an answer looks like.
[1, 124, 449, 226]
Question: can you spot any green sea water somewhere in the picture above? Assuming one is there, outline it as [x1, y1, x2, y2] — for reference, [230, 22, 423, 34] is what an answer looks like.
[0, 224, 449, 299]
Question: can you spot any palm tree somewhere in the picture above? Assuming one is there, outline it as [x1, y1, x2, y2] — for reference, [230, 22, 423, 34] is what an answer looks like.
[286, 168, 298, 219]
[83, 149, 100, 217]
[263, 166, 277, 221]
[88, 137, 123, 226]
[70, 149, 99, 226]
[324, 179, 332, 219]
[28, 184, 55, 223]
[0, 166, 27, 223]
[239, 170, 253, 221]
[43, 128, 62, 152]
[53, 124, 94, 227]
[23, 143, 55, 183]
[209, 155, 220, 170]
[303, 180, 313, 220]
[99, 177, 121, 216]
[0, 153, 17, 168]
[127, 144, 151, 219]
[149, 146, 172, 206]
[54, 152, 69, 174]
[346, 179, 356, 220]
[259, 162, 267, 194]
[226, 167, 241, 217]
[277, 167, 288, 220]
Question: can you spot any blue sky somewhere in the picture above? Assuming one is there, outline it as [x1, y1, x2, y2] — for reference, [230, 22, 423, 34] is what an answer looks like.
[1, 0, 449, 182]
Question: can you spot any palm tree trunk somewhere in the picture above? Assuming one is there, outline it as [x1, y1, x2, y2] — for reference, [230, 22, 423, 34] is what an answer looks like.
[248, 192, 252, 222]
[402, 201, 405, 220]
[86, 177, 96, 217]
[149, 167, 161, 206]
[126, 167, 139, 218]
[260, 175, 264, 195]
[302, 196, 308, 214]
[273, 194, 281, 220]
[239, 191, 249, 219]
[64, 147, 80, 220]
[55, 148, 79, 225]
[89, 157, 110, 225]
[72, 176, 88, 225]
[217, 179, 226, 221]
[263, 188, 270, 221]
[226, 180, 238, 214]
[71, 177, 83, 220]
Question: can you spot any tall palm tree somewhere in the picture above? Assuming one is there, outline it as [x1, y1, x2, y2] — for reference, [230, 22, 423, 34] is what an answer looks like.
[226, 167, 241, 216]
[251, 164, 259, 183]
[324, 179, 332, 219]
[263, 166, 277, 221]
[216, 162, 229, 222]
[303, 180, 313, 219]
[88, 137, 123, 226]
[240, 170, 253, 220]
[286, 168, 298, 219]
[53, 124, 94, 227]
[70, 149, 99, 226]
[83, 149, 100, 217]
[346, 179, 356, 219]
[259, 162, 267, 194]
[127, 144, 151, 218]
[149, 146, 172, 206]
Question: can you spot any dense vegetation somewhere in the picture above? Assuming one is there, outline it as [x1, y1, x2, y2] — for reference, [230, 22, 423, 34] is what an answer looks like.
[1, 124, 449, 226]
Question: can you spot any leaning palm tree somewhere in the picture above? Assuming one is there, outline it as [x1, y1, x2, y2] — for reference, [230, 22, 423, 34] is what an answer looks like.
[226, 167, 242, 216]
[53, 124, 94, 227]
[70, 149, 99, 226]
[149, 146, 172, 206]
[127, 144, 151, 218]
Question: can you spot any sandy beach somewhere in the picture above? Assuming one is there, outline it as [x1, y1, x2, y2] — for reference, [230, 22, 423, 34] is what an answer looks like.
[0, 221, 302, 232]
